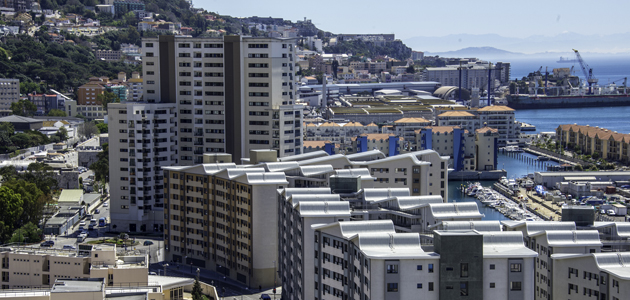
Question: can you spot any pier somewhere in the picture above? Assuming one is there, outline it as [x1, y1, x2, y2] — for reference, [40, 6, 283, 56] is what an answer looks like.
[491, 182, 562, 221]
[499, 148, 564, 173]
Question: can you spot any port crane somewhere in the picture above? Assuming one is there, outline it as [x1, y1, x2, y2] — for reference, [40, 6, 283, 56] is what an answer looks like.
[572, 49, 598, 94]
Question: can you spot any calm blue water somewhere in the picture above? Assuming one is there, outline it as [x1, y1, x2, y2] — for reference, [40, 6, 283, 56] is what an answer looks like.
[448, 152, 560, 221]
[515, 106, 630, 134]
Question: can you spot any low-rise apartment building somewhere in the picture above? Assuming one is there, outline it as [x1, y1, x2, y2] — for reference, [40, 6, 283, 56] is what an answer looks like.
[557, 124, 630, 162]
[0, 244, 146, 289]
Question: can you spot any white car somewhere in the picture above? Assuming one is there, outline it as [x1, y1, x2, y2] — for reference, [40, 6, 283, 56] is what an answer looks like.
[607, 210, 616, 216]
[103, 203, 109, 207]
[79, 221, 86, 226]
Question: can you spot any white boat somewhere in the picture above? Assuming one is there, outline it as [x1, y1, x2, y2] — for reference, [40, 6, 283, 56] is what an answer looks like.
[504, 145, 524, 153]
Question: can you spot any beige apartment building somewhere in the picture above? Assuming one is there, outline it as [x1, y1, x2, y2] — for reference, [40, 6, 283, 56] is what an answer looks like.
[0, 244, 147, 290]
[162, 163, 288, 289]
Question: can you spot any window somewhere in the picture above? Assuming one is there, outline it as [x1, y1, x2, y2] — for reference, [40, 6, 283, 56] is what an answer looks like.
[428, 282, 434, 291]
[248, 44, 268, 48]
[417, 265, 422, 270]
[490, 282, 495, 288]
[510, 281, 522, 291]
[387, 283, 398, 292]
[510, 263, 522, 272]
[490, 264, 495, 270]
[460, 263, 469, 277]
[460, 282, 468, 296]
[417, 283, 423, 289]
[428, 264, 434, 273]
[386, 264, 398, 274]
[145, 43, 153, 47]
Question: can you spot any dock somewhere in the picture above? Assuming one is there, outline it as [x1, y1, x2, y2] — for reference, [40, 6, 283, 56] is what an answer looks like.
[491, 182, 562, 221]
[523, 146, 584, 166]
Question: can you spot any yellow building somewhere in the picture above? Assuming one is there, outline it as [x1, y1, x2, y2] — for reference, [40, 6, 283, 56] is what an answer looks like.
[557, 124, 630, 161]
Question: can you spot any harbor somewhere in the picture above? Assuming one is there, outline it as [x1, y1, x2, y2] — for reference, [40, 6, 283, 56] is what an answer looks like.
[449, 151, 562, 221]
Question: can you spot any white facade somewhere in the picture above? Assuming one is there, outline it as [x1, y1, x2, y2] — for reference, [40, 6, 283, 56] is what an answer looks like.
[108, 103, 178, 232]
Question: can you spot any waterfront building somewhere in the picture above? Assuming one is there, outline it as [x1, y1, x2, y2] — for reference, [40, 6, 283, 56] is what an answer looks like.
[161, 163, 288, 288]
[556, 124, 630, 162]
[476, 106, 519, 146]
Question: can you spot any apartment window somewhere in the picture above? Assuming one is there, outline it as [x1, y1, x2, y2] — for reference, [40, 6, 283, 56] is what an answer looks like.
[429, 282, 434, 291]
[248, 53, 269, 58]
[249, 82, 269, 87]
[417, 283, 422, 289]
[386, 264, 398, 274]
[417, 265, 422, 270]
[460, 282, 468, 296]
[490, 264, 495, 270]
[428, 264, 434, 273]
[178, 43, 190, 48]
[510, 263, 522, 272]
[146, 62, 154, 66]
[204, 43, 223, 48]
[248, 73, 269, 78]
[510, 281, 522, 291]
[248, 63, 269, 68]
[145, 52, 153, 57]
[146, 71, 154, 75]
[387, 283, 398, 292]
[460, 263, 469, 277]
[248, 44, 268, 48]
[490, 282, 495, 288]
[204, 53, 223, 58]
[178, 53, 191, 57]
[145, 43, 153, 47]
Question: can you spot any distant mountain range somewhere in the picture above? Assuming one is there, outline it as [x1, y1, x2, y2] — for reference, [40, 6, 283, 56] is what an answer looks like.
[404, 32, 630, 56]
[426, 47, 524, 59]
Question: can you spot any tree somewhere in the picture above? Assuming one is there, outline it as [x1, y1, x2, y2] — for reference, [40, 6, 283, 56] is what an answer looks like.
[48, 109, 67, 117]
[191, 277, 203, 300]
[332, 60, 339, 79]
[0, 186, 24, 242]
[8, 222, 42, 244]
[96, 123, 108, 134]
[97, 90, 120, 110]
[3, 179, 47, 227]
[0, 122, 14, 136]
[10, 99, 37, 116]
[56, 127, 69, 141]
[90, 143, 109, 182]
[79, 121, 99, 138]
[406, 65, 415, 74]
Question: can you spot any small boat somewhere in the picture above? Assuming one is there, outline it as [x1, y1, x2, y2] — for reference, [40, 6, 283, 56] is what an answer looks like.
[537, 156, 550, 161]
[504, 145, 524, 153]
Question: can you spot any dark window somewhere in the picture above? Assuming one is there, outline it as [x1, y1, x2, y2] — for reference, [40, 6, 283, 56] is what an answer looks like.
[387, 283, 398, 292]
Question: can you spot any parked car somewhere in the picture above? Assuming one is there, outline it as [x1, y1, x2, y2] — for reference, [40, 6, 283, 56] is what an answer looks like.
[40, 241, 54, 247]
[103, 202, 109, 207]
[143, 241, 154, 246]
[79, 221, 86, 226]
[88, 224, 94, 230]
[95, 209, 100, 214]
[62, 245, 76, 250]
[260, 294, 271, 300]
[607, 210, 616, 216]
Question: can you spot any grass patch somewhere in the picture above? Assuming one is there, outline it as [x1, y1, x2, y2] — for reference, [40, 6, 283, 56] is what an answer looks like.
[87, 238, 139, 246]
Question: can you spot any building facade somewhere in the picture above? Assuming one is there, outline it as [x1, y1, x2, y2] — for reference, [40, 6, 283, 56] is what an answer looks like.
[0, 78, 18, 116]
[141, 35, 303, 164]
[108, 103, 178, 232]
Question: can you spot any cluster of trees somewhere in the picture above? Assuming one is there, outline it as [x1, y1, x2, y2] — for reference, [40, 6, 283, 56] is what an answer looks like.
[90, 143, 108, 183]
[0, 33, 140, 95]
[10, 99, 37, 116]
[324, 40, 412, 61]
[0, 122, 53, 154]
[0, 162, 58, 243]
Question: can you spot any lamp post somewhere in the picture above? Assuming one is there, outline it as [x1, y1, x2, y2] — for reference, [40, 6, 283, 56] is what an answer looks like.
[163, 263, 168, 276]
[196, 268, 200, 280]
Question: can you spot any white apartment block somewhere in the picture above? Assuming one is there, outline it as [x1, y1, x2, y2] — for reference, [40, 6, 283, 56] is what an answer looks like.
[141, 35, 302, 164]
[108, 103, 178, 232]
[527, 230, 602, 300]
[0, 78, 18, 114]
[424, 64, 493, 90]
[551, 252, 630, 300]
[287, 150, 449, 198]
[313, 220, 441, 300]
[0, 244, 147, 290]
[161, 163, 288, 289]
[278, 188, 352, 299]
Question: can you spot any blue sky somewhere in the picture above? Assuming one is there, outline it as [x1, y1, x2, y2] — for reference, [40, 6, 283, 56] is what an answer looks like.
[195, 0, 629, 40]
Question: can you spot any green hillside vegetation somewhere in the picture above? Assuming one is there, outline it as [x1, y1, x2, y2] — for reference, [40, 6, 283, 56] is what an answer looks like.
[0, 30, 140, 95]
[324, 39, 412, 61]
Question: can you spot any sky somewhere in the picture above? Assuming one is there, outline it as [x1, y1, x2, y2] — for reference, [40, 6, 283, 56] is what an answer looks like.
[195, 0, 630, 40]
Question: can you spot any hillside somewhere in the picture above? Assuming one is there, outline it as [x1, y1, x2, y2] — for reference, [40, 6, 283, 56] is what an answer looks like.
[324, 39, 412, 61]
[0, 32, 140, 95]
